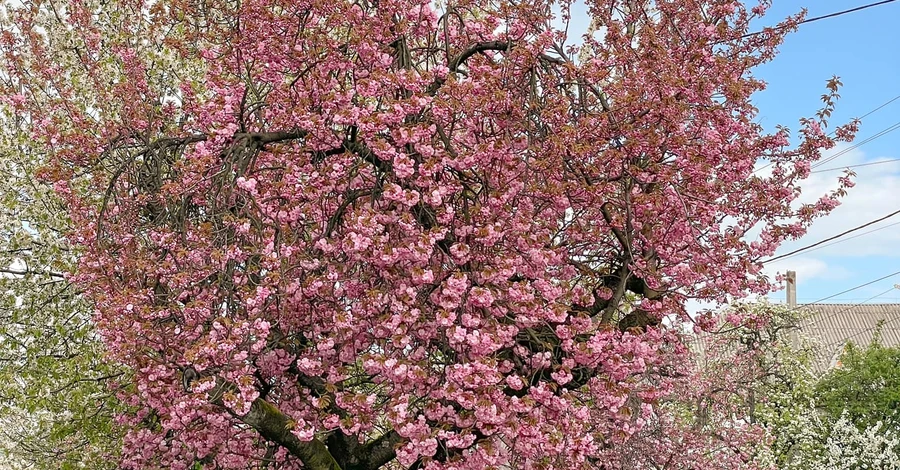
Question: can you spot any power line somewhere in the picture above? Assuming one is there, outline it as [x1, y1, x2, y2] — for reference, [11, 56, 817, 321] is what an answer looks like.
[771, 271, 900, 335]
[796, 0, 897, 26]
[856, 94, 900, 121]
[771, 220, 900, 262]
[792, 269, 900, 309]
[810, 157, 900, 174]
[752, 93, 900, 175]
[763, 208, 900, 264]
[829, 315, 900, 349]
[819, 289, 900, 349]
[797, 297, 900, 301]
[743, 0, 898, 38]
[713, 273, 898, 343]
[812, 120, 900, 168]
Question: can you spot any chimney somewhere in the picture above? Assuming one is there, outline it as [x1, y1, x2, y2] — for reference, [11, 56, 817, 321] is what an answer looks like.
[786, 270, 797, 308]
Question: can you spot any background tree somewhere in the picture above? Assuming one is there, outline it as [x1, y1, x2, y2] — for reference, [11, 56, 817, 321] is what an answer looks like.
[805, 413, 900, 470]
[815, 333, 900, 431]
[698, 302, 900, 469]
[0, 94, 125, 466]
[690, 301, 818, 467]
[764, 338, 900, 469]
[0, 0, 858, 469]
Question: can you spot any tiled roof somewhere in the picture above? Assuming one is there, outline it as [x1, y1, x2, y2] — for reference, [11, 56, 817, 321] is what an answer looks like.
[687, 303, 900, 374]
[797, 303, 900, 372]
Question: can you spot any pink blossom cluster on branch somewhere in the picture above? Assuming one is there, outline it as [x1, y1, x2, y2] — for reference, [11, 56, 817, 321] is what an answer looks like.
[0, 0, 856, 468]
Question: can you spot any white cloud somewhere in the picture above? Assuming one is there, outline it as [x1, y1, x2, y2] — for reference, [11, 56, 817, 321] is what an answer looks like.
[763, 256, 851, 283]
[759, 143, 900, 261]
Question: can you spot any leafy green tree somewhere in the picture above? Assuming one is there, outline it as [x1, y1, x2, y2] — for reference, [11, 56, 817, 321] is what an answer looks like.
[815, 333, 900, 430]
[0, 92, 126, 469]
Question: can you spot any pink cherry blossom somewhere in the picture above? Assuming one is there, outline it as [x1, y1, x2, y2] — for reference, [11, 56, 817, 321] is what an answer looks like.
[2, 0, 858, 468]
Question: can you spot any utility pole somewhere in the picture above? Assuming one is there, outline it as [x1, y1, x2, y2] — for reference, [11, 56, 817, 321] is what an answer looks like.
[786, 270, 797, 309]
[786, 270, 799, 348]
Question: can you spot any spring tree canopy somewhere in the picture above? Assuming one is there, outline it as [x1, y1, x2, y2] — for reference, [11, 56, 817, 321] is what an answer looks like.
[0, 0, 858, 468]
[0, 105, 125, 468]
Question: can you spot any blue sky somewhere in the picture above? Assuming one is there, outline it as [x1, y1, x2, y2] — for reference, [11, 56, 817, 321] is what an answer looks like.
[749, 1, 900, 305]
[560, 1, 900, 307]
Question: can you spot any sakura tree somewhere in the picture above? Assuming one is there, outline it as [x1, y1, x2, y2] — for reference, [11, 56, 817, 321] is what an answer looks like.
[0, 0, 857, 468]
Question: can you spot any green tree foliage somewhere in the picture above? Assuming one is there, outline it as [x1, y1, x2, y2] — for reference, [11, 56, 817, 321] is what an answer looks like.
[815, 332, 900, 430]
[0, 98, 126, 469]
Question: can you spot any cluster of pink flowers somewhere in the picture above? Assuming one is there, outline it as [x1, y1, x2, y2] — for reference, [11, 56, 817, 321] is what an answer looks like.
[1, 0, 859, 468]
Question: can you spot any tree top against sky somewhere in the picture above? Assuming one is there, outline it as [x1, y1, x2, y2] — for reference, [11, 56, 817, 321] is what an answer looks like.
[0, 0, 860, 468]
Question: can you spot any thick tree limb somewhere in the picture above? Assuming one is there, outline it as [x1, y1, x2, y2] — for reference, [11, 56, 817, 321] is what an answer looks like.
[349, 431, 404, 470]
[208, 379, 342, 470]
[207, 376, 404, 470]
[448, 40, 510, 72]
[426, 41, 510, 94]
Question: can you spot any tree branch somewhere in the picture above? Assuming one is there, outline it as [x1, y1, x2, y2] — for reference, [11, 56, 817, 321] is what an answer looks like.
[0, 268, 66, 279]
[352, 431, 404, 470]
[207, 378, 342, 470]
[448, 40, 510, 72]
[426, 41, 512, 94]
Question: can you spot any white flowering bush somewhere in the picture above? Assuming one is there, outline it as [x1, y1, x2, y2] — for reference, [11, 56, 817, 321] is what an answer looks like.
[706, 302, 900, 469]
[811, 414, 900, 470]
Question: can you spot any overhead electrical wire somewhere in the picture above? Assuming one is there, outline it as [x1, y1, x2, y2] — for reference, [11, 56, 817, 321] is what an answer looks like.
[742, 0, 898, 38]
[825, 315, 900, 349]
[755, 271, 900, 334]
[762, 208, 900, 264]
[810, 157, 900, 174]
[798, 297, 900, 301]
[798, 286, 898, 348]
[818, 288, 900, 348]
[812, 120, 900, 168]
[769, 220, 900, 262]
[794, 0, 898, 25]
[790, 269, 900, 309]
[804, 285, 898, 329]
[752, 93, 900, 175]
[855, 94, 900, 121]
